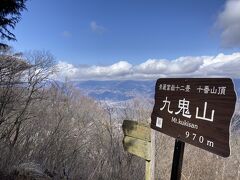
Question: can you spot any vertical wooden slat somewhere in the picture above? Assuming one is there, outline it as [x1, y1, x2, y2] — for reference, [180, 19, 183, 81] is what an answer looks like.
[150, 129, 155, 180]
[145, 129, 155, 180]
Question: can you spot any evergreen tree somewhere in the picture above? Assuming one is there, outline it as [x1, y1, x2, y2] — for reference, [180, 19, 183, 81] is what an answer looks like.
[0, 0, 27, 48]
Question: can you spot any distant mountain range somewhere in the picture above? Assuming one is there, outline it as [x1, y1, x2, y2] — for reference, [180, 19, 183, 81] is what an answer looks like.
[72, 80, 155, 102]
[71, 79, 240, 102]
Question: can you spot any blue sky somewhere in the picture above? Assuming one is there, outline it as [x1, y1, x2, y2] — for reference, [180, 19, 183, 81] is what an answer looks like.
[7, 0, 240, 80]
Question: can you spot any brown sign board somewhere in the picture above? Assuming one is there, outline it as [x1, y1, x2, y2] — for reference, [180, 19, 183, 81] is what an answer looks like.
[151, 78, 237, 157]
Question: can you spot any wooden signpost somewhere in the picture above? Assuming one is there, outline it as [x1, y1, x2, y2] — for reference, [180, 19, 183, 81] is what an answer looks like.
[151, 78, 237, 179]
[122, 120, 155, 180]
[122, 78, 236, 180]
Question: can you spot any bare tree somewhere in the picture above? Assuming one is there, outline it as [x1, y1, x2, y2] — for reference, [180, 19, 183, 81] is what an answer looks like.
[0, 50, 55, 169]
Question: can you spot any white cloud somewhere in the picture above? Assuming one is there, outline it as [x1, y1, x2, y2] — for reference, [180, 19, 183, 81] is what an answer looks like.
[83, 61, 132, 78]
[55, 61, 79, 80]
[55, 61, 132, 81]
[198, 53, 240, 77]
[135, 57, 203, 75]
[216, 0, 240, 48]
[90, 21, 106, 33]
[55, 52, 240, 81]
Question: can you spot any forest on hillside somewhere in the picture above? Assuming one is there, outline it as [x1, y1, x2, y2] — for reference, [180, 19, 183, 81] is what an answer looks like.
[0, 51, 240, 179]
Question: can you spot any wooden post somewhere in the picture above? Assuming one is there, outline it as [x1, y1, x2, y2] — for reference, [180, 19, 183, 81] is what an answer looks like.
[145, 129, 155, 180]
[122, 120, 155, 180]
